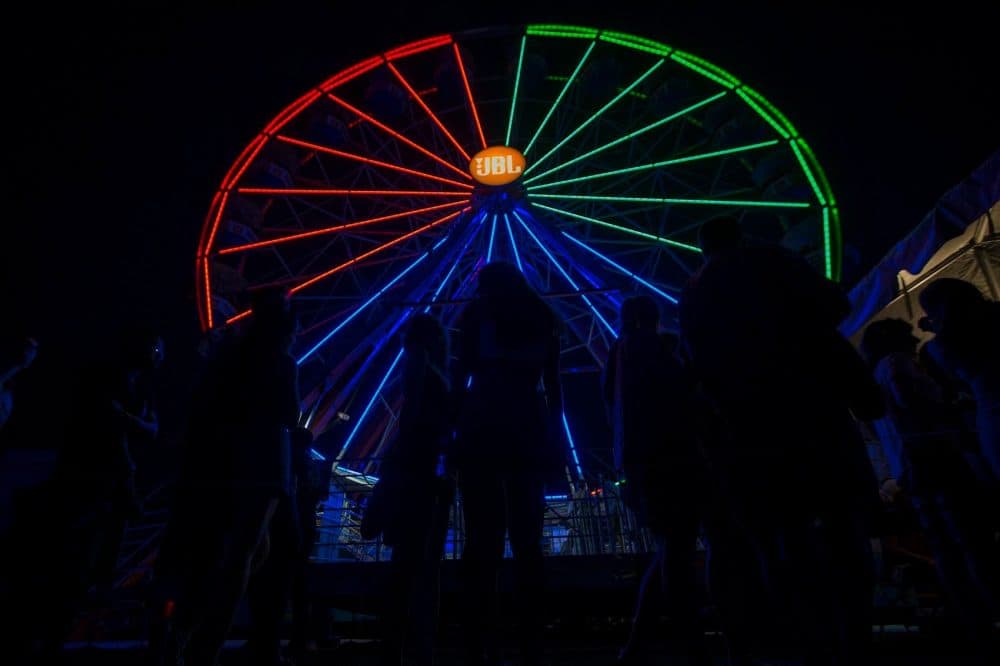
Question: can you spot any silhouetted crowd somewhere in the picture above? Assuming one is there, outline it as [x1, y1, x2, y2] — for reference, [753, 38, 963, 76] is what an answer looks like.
[0, 217, 997, 666]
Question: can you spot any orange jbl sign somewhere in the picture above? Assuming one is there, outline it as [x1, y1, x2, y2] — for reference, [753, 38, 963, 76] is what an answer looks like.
[470, 146, 526, 186]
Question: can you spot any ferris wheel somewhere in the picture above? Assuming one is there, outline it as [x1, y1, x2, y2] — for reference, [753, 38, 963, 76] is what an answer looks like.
[195, 24, 840, 482]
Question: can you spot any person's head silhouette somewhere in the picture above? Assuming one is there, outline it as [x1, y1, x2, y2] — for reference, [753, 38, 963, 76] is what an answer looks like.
[476, 261, 528, 300]
[620, 295, 659, 333]
[697, 216, 743, 261]
[860, 318, 919, 366]
[919, 278, 986, 333]
[249, 287, 297, 350]
[404, 313, 448, 368]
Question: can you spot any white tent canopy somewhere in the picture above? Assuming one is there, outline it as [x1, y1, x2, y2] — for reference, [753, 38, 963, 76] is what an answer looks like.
[847, 203, 999, 346]
[842, 150, 1000, 345]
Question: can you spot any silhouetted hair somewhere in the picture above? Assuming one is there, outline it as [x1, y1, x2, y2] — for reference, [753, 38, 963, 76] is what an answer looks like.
[476, 261, 529, 300]
[860, 318, 918, 366]
[117, 322, 163, 369]
[404, 313, 448, 369]
[474, 261, 556, 347]
[248, 286, 297, 342]
[697, 216, 743, 257]
[620, 295, 659, 332]
[919, 278, 986, 320]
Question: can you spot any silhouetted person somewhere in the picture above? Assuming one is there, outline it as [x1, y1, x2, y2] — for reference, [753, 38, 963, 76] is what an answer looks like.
[162, 287, 300, 666]
[919, 278, 1000, 485]
[15, 326, 163, 662]
[372, 313, 454, 666]
[680, 217, 882, 665]
[862, 317, 998, 652]
[603, 296, 710, 666]
[287, 426, 325, 665]
[0, 335, 39, 434]
[244, 429, 317, 665]
[452, 262, 564, 666]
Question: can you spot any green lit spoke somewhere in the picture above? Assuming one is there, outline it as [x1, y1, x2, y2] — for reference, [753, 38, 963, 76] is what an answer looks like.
[530, 193, 811, 209]
[523, 58, 665, 176]
[522, 40, 597, 156]
[527, 140, 780, 191]
[505, 35, 526, 146]
[522, 92, 727, 185]
[531, 202, 701, 253]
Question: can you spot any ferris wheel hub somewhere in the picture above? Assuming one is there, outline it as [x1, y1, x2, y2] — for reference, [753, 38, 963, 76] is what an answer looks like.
[470, 182, 527, 216]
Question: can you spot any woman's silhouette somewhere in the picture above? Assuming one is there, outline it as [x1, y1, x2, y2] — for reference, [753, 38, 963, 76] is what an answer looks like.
[452, 262, 564, 666]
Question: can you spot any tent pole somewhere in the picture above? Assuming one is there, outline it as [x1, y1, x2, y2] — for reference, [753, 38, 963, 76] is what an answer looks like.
[973, 244, 1000, 300]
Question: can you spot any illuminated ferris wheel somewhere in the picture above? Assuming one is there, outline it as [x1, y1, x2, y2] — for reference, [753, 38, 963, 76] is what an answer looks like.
[195, 24, 841, 482]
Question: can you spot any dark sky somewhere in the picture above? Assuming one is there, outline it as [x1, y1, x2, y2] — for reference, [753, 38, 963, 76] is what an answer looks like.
[3, 1, 998, 386]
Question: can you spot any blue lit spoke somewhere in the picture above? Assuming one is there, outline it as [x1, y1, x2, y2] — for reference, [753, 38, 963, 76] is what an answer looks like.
[560, 231, 678, 304]
[337, 348, 404, 460]
[297, 252, 432, 364]
[487, 214, 498, 262]
[511, 210, 617, 338]
[426, 211, 488, 312]
[561, 411, 584, 479]
[503, 213, 523, 272]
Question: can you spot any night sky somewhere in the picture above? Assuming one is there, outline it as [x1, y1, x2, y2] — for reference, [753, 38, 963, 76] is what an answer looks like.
[3, 1, 997, 442]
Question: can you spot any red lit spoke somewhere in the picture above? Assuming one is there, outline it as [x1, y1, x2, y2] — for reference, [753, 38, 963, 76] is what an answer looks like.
[328, 93, 472, 181]
[387, 61, 471, 162]
[236, 187, 469, 197]
[276, 136, 473, 189]
[217, 200, 468, 255]
[223, 206, 469, 325]
[453, 43, 487, 149]
[290, 207, 467, 295]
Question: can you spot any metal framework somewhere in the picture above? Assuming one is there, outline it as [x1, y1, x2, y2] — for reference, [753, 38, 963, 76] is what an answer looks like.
[195, 25, 841, 547]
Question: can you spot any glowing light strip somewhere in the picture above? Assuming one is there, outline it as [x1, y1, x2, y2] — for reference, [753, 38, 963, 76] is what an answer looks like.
[487, 214, 498, 262]
[291, 208, 467, 295]
[531, 202, 700, 253]
[333, 466, 379, 485]
[505, 35, 526, 146]
[295, 251, 431, 364]
[530, 193, 810, 209]
[218, 200, 467, 254]
[511, 211, 616, 337]
[523, 92, 726, 185]
[313, 215, 483, 432]
[561, 411, 584, 479]
[560, 231, 677, 304]
[338, 349, 404, 458]
[823, 206, 833, 279]
[276, 135, 473, 189]
[503, 213, 523, 272]
[527, 140, 780, 190]
[453, 43, 487, 149]
[318, 56, 384, 92]
[523, 40, 596, 157]
[524, 59, 664, 175]
[385, 34, 453, 61]
[227, 208, 467, 326]
[670, 52, 737, 89]
[789, 139, 827, 206]
[425, 212, 488, 313]
[237, 187, 468, 198]
[387, 61, 470, 161]
[327, 93, 472, 180]
[735, 88, 790, 140]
